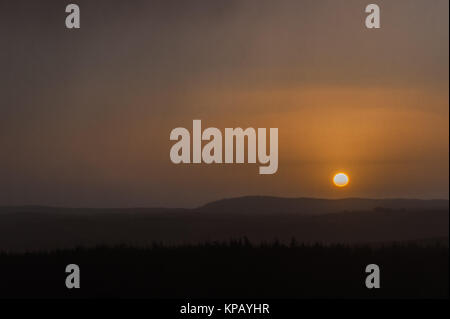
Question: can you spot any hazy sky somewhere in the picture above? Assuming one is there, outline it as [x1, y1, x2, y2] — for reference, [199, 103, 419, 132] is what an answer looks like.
[0, 0, 448, 207]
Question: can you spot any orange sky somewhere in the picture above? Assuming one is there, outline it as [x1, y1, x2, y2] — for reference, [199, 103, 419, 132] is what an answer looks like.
[0, 0, 448, 207]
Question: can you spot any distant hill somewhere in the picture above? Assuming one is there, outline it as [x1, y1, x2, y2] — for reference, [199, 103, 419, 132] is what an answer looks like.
[0, 196, 448, 252]
[199, 196, 449, 214]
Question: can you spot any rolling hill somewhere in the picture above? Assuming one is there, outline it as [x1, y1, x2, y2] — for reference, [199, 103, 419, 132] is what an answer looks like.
[0, 196, 448, 252]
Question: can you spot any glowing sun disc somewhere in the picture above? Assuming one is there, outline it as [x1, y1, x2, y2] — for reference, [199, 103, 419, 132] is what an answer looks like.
[333, 173, 349, 187]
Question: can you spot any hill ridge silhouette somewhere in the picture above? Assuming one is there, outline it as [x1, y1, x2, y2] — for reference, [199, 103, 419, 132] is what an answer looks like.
[197, 195, 449, 215]
[1, 195, 448, 212]
[0, 196, 448, 252]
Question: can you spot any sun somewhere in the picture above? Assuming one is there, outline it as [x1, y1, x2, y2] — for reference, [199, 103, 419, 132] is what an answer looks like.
[333, 172, 349, 187]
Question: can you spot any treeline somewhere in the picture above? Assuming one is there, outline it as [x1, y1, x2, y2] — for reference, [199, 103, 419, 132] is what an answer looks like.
[0, 240, 448, 299]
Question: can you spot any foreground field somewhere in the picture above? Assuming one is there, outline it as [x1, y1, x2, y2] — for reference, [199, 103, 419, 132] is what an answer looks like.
[0, 240, 448, 298]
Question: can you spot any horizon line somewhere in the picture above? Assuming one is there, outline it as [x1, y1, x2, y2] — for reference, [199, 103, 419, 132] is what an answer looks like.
[0, 195, 448, 211]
